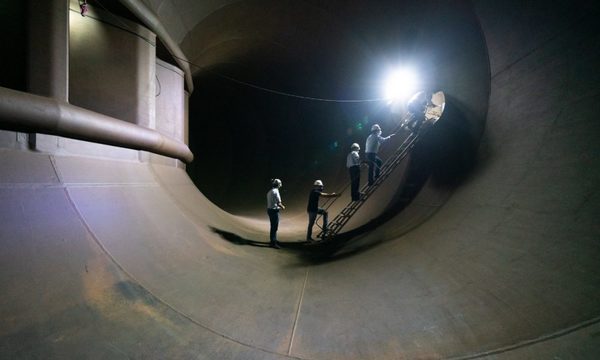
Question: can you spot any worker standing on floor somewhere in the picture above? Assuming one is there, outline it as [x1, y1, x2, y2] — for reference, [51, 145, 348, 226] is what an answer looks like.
[266, 178, 285, 249]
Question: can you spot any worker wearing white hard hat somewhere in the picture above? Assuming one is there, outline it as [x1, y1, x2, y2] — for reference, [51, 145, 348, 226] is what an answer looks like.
[365, 124, 394, 186]
[306, 180, 339, 241]
[346, 143, 364, 201]
[266, 178, 285, 249]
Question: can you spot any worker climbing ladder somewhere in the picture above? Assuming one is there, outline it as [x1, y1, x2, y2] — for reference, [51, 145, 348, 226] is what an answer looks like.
[315, 90, 446, 241]
[316, 125, 420, 240]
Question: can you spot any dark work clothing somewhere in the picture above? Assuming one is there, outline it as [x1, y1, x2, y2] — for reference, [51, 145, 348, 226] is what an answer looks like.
[407, 91, 427, 115]
[366, 152, 382, 185]
[307, 208, 328, 240]
[349, 165, 361, 201]
[407, 91, 428, 132]
[405, 113, 425, 132]
[267, 208, 279, 243]
[307, 189, 322, 212]
[306, 188, 328, 240]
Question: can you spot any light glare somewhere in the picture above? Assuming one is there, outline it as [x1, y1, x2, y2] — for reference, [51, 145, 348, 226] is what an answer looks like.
[383, 68, 419, 102]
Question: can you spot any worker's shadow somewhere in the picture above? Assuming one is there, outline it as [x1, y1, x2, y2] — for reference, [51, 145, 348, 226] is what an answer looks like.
[211, 227, 325, 252]
[210, 228, 270, 247]
[210, 227, 309, 250]
[210, 225, 361, 262]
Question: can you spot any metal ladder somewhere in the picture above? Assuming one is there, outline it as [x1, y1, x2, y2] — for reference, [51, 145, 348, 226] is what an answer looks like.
[316, 120, 422, 240]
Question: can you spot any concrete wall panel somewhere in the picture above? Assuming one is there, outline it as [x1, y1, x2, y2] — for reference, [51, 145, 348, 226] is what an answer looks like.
[155, 59, 185, 141]
[68, 2, 156, 127]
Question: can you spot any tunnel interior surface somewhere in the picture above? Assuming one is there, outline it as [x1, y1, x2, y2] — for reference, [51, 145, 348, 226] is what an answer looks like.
[186, 0, 490, 219]
[0, 0, 599, 359]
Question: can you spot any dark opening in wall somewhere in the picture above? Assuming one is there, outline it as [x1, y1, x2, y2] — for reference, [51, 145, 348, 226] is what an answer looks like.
[0, 1, 27, 91]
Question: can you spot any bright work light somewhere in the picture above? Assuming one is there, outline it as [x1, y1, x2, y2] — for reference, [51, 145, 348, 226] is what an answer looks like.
[383, 68, 419, 103]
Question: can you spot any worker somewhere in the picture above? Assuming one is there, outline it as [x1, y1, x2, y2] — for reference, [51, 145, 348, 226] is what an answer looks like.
[266, 178, 285, 249]
[347, 143, 364, 201]
[365, 124, 394, 186]
[306, 180, 339, 241]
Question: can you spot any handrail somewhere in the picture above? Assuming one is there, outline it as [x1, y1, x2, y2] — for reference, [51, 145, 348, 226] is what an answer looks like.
[0, 86, 193, 163]
[118, 0, 194, 93]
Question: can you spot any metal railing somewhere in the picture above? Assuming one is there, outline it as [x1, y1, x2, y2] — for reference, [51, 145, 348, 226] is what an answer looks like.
[0, 86, 193, 163]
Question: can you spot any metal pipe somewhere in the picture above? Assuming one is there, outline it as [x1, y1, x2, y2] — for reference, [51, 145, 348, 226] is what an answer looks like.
[0, 86, 194, 163]
[118, 0, 194, 93]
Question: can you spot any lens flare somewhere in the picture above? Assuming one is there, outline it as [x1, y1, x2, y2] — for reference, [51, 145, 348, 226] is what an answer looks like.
[383, 68, 419, 103]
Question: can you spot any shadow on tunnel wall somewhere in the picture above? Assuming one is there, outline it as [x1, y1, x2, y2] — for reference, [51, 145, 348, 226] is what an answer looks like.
[413, 97, 479, 189]
[296, 97, 480, 263]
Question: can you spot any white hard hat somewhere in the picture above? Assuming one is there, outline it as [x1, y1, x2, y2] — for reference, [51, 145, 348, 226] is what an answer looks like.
[351, 143, 360, 150]
[371, 124, 381, 132]
[272, 178, 282, 187]
[313, 180, 323, 187]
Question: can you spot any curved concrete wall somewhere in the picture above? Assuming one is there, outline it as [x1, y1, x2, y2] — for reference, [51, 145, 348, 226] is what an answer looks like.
[0, 0, 599, 359]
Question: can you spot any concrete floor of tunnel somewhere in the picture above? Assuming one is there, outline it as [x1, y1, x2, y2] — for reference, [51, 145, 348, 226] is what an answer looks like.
[1, 148, 599, 359]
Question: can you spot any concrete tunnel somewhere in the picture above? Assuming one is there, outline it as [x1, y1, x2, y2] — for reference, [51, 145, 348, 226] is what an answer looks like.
[0, 0, 599, 358]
